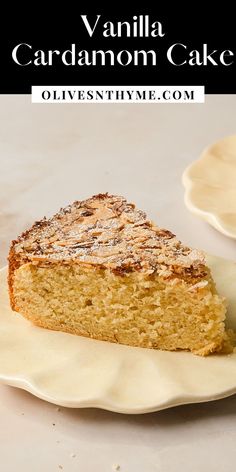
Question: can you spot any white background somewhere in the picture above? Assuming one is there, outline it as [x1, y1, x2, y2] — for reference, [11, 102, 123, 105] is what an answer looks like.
[31, 85, 205, 103]
[0, 95, 236, 471]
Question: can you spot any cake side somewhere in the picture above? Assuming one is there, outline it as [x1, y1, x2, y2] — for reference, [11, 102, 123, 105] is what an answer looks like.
[8, 193, 228, 356]
[10, 261, 226, 356]
[8, 243, 22, 312]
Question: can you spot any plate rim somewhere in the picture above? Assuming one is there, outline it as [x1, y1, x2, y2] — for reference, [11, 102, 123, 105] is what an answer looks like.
[1, 373, 236, 414]
[1, 263, 236, 414]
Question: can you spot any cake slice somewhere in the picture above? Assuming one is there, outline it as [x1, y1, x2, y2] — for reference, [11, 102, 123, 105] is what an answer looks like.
[8, 193, 227, 356]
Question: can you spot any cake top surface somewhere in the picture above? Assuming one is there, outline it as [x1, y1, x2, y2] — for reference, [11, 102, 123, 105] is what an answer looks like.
[12, 193, 206, 279]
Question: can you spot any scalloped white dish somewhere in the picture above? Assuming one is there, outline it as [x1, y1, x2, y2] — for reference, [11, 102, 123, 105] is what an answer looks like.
[183, 135, 236, 239]
[0, 254, 236, 414]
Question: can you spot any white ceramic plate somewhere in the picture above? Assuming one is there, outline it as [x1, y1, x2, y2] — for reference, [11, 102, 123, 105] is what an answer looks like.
[182, 135, 236, 239]
[0, 255, 236, 414]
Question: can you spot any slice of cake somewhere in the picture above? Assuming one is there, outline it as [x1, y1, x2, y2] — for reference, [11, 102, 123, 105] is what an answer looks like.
[8, 193, 227, 356]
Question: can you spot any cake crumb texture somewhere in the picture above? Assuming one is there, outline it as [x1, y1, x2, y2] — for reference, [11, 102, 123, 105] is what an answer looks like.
[8, 193, 228, 356]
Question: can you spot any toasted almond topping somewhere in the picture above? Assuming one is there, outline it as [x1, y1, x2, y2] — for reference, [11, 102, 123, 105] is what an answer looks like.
[12, 193, 206, 279]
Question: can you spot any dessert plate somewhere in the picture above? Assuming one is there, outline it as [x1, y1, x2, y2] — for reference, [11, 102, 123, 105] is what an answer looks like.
[0, 254, 236, 414]
[182, 135, 236, 239]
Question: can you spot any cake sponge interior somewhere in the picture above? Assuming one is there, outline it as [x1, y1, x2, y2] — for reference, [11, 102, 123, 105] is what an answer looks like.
[12, 262, 226, 356]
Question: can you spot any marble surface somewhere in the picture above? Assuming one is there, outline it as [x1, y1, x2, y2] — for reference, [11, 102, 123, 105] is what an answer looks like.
[0, 95, 236, 471]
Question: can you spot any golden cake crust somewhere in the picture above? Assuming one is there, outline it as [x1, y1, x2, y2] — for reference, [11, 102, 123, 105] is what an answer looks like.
[8, 193, 207, 301]
[8, 194, 208, 312]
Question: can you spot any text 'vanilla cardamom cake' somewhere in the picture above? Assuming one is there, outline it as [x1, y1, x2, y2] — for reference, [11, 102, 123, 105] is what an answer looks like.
[8, 193, 227, 356]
